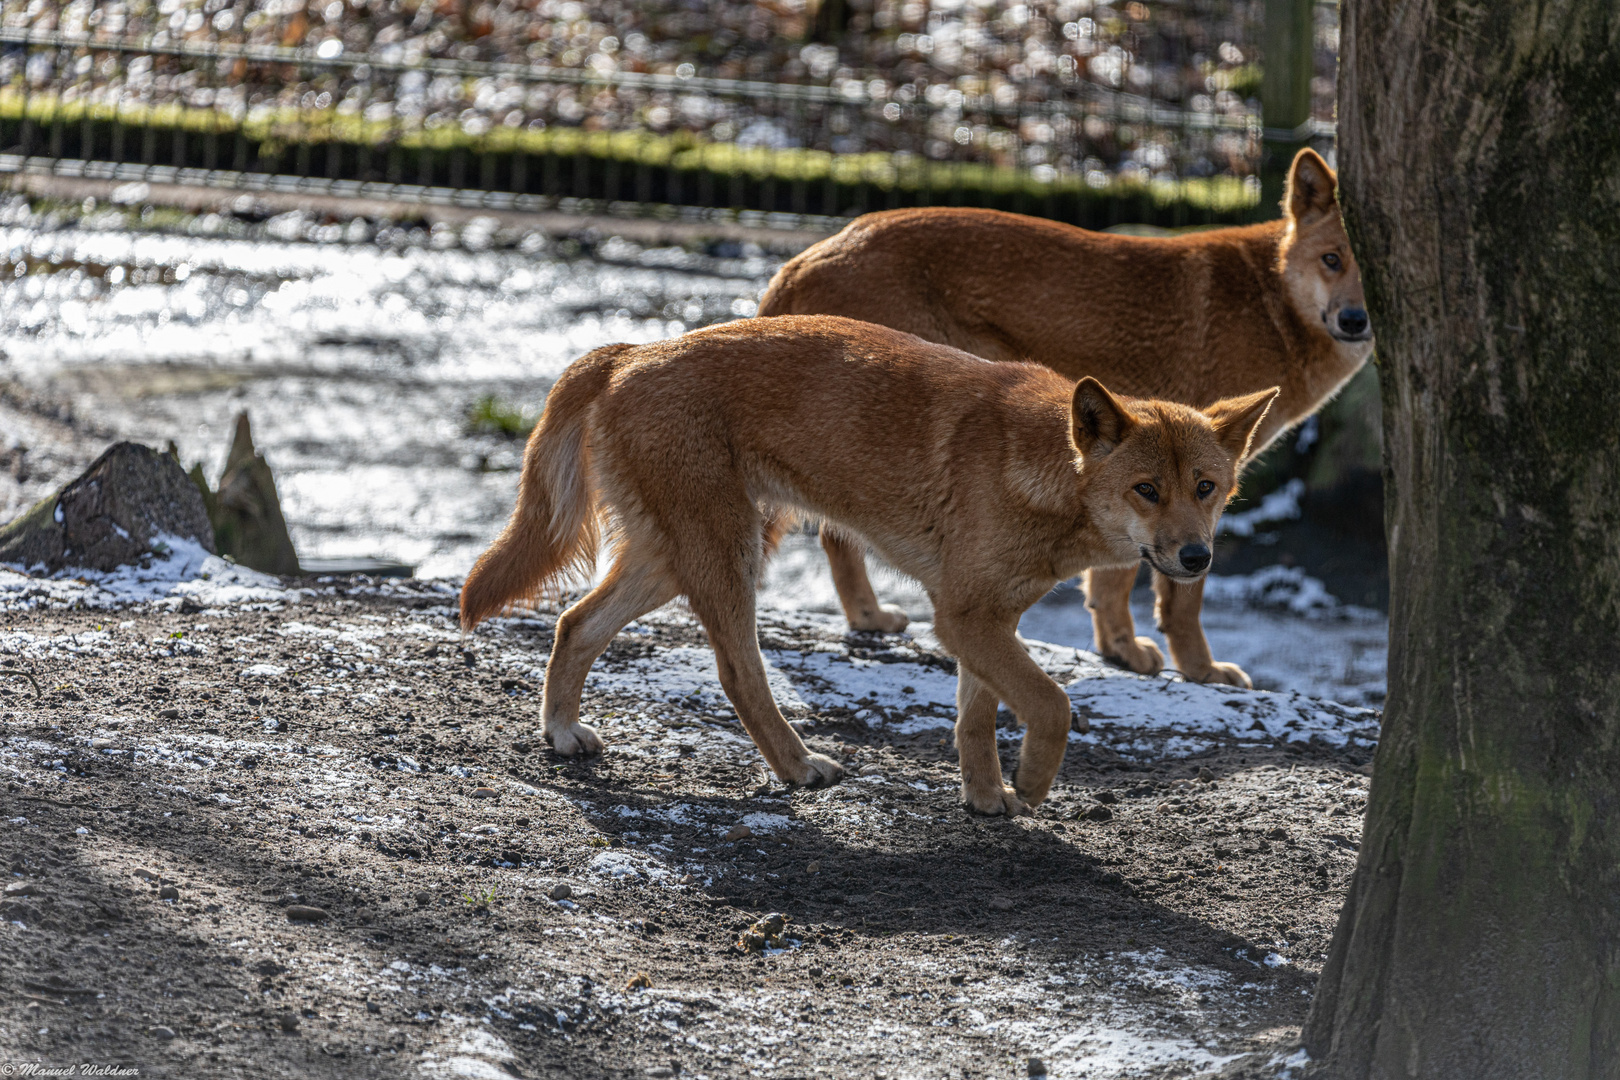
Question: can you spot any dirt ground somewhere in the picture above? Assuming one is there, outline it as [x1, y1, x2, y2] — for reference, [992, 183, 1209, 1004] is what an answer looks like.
[0, 578, 1374, 1079]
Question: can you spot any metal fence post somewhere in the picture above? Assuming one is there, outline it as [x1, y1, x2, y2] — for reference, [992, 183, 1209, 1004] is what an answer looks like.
[1260, 0, 1313, 217]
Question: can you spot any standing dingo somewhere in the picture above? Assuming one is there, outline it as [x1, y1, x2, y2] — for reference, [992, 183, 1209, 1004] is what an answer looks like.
[461, 316, 1275, 815]
[758, 149, 1372, 688]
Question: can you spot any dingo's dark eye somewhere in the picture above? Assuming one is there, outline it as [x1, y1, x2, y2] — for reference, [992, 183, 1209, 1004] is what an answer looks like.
[1322, 252, 1342, 271]
[1196, 479, 1216, 498]
[1134, 483, 1158, 503]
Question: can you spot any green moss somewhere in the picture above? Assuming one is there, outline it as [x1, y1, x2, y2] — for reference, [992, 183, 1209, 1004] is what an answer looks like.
[0, 88, 1258, 214]
[465, 394, 536, 438]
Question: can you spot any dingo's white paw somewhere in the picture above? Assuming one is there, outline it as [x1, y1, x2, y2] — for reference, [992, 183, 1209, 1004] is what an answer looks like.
[961, 783, 1031, 818]
[1103, 635, 1164, 676]
[547, 722, 604, 757]
[1191, 661, 1252, 689]
[787, 753, 844, 789]
[850, 604, 909, 634]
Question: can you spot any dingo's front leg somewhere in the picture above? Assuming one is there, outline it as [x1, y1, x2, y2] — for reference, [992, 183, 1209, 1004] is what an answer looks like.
[1152, 573, 1252, 688]
[938, 614, 1072, 811]
[822, 524, 909, 633]
[1085, 566, 1164, 675]
[954, 668, 1028, 816]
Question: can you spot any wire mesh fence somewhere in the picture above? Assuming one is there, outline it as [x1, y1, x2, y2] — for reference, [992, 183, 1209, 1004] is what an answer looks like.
[0, 0, 1338, 226]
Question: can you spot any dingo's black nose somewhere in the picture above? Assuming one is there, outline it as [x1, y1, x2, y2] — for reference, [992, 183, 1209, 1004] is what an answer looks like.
[1337, 308, 1369, 336]
[1178, 544, 1211, 573]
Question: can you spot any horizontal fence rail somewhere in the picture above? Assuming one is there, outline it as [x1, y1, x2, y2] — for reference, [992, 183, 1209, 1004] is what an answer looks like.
[0, 0, 1338, 228]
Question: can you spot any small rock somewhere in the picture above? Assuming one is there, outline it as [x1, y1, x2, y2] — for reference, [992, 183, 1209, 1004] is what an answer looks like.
[1093, 789, 1118, 804]
[3, 881, 42, 897]
[366, 1000, 381, 1014]
[722, 824, 752, 843]
[549, 883, 572, 901]
[470, 786, 497, 799]
[678, 874, 695, 885]
[159, 885, 180, 901]
[1085, 805, 1114, 822]
[1197, 766, 1215, 782]
[736, 912, 790, 952]
[150, 1025, 176, 1040]
[133, 868, 159, 882]
[286, 905, 330, 923]
[645, 1069, 675, 1079]
[413, 890, 432, 905]
[805, 860, 821, 874]
[857, 764, 885, 777]
[90, 737, 119, 750]
[1027, 1057, 1048, 1077]
[1265, 826, 1289, 841]
[988, 897, 1014, 912]
[278, 1012, 301, 1033]
[626, 971, 653, 990]
[838, 975, 854, 987]
[158, 707, 181, 720]
[808, 966, 824, 978]
[512, 741, 532, 754]
[947, 973, 967, 985]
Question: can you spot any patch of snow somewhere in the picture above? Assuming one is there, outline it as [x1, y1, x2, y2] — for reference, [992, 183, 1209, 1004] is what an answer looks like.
[0, 535, 294, 611]
[1219, 478, 1304, 537]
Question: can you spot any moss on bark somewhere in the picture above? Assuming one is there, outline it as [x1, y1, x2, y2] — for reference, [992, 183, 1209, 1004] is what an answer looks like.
[1305, 1, 1620, 1076]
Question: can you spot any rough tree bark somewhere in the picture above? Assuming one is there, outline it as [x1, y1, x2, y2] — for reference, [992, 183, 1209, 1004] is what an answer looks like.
[1302, 2, 1620, 1076]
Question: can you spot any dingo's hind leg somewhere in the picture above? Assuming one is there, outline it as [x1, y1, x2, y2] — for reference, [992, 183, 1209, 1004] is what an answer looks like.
[822, 524, 909, 633]
[683, 566, 843, 789]
[1085, 566, 1164, 675]
[953, 668, 1028, 817]
[541, 544, 677, 756]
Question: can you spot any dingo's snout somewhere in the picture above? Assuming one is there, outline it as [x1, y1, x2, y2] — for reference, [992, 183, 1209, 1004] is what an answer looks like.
[1332, 305, 1371, 342]
[1178, 543, 1212, 574]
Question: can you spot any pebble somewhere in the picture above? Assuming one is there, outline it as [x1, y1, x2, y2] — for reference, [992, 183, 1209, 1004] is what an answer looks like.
[470, 786, 498, 799]
[988, 897, 1014, 912]
[645, 1069, 675, 1079]
[947, 973, 967, 985]
[133, 868, 158, 882]
[1197, 766, 1216, 782]
[512, 741, 532, 754]
[414, 890, 432, 905]
[3, 881, 42, 897]
[286, 905, 330, 923]
[549, 883, 572, 901]
[806, 861, 821, 874]
[90, 738, 119, 750]
[857, 764, 885, 777]
[150, 1025, 176, 1040]
[278, 1013, 301, 1032]
[1093, 789, 1119, 804]
[1266, 826, 1289, 841]
[158, 707, 181, 719]
[366, 1000, 381, 1014]
[1085, 805, 1114, 822]
[1027, 1057, 1048, 1077]
[722, 824, 752, 842]
[159, 885, 180, 901]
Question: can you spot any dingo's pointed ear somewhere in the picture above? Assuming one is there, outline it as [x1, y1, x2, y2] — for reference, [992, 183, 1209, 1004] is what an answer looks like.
[1072, 377, 1137, 457]
[1205, 387, 1279, 463]
[1285, 148, 1338, 225]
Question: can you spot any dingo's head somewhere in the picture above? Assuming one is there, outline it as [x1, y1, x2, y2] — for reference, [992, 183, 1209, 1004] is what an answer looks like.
[1072, 378, 1278, 581]
[1278, 149, 1373, 350]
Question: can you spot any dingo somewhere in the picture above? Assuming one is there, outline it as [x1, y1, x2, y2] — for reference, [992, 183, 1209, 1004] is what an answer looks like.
[757, 149, 1372, 687]
[460, 316, 1275, 815]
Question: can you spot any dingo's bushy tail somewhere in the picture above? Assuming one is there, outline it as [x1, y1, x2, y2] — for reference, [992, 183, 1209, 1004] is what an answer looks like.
[459, 345, 629, 630]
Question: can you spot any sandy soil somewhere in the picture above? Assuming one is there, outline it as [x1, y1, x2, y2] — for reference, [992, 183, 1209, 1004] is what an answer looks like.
[0, 569, 1374, 1080]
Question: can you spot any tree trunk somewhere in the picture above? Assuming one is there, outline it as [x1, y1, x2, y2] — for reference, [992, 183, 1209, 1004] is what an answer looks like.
[1302, 2, 1620, 1076]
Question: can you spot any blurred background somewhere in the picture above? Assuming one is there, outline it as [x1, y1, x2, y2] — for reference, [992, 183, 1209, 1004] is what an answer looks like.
[0, 0, 1384, 704]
